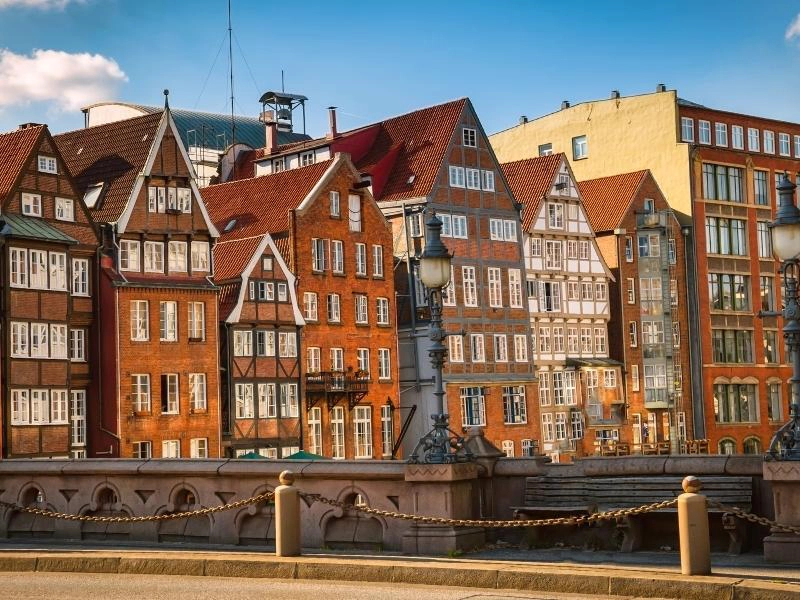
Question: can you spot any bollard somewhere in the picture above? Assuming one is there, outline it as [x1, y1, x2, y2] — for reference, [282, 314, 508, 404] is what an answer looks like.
[677, 475, 710, 575]
[274, 470, 301, 557]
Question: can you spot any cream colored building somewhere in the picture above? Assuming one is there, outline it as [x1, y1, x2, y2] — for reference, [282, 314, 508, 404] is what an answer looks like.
[490, 88, 693, 219]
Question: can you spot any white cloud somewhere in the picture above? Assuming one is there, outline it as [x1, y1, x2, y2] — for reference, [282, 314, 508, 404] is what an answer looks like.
[787, 13, 800, 43]
[0, 48, 127, 112]
[0, 0, 83, 9]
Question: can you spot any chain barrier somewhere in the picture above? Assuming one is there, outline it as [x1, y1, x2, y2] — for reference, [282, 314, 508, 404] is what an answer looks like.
[299, 492, 678, 528]
[0, 490, 275, 524]
[708, 500, 800, 536]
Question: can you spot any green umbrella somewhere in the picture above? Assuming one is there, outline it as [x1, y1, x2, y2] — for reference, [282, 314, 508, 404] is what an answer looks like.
[284, 450, 329, 461]
[238, 451, 266, 459]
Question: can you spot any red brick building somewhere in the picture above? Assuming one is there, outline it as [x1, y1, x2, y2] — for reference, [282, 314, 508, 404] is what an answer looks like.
[55, 109, 222, 459]
[204, 155, 399, 459]
[211, 217, 305, 458]
[0, 124, 99, 458]
[580, 170, 694, 453]
[677, 104, 798, 454]
[223, 100, 538, 458]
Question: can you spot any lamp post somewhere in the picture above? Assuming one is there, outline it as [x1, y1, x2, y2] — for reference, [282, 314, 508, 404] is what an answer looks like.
[768, 174, 800, 460]
[409, 209, 472, 464]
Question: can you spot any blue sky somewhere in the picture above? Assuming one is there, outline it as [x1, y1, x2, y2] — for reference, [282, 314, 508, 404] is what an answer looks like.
[1, 0, 799, 137]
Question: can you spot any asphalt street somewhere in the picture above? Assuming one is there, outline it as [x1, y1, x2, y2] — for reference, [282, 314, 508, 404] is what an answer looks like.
[0, 572, 665, 600]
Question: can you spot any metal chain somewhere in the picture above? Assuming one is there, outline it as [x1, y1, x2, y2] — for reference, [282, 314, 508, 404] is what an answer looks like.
[0, 490, 275, 523]
[300, 492, 677, 528]
[708, 500, 800, 536]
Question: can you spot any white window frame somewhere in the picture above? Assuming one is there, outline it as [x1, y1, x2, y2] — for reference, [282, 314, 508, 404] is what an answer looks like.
[37, 155, 57, 174]
[120, 239, 140, 272]
[191, 241, 210, 272]
[72, 258, 89, 296]
[680, 117, 694, 142]
[354, 406, 373, 459]
[715, 122, 728, 147]
[466, 168, 481, 190]
[159, 301, 178, 342]
[376, 297, 390, 325]
[329, 191, 340, 217]
[462, 127, 477, 147]
[372, 244, 384, 277]
[130, 300, 149, 341]
[21, 192, 42, 217]
[168, 241, 188, 272]
[378, 348, 391, 380]
[449, 165, 465, 188]
[55, 197, 74, 221]
[189, 373, 207, 411]
[732, 125, 744, 149]
[355, 243, 367, 276]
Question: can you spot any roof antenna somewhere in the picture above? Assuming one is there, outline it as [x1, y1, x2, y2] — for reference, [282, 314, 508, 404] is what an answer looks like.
[228, 0, 236, 179]
[281, 69, 285, 93]
[163, 89, 170, 111]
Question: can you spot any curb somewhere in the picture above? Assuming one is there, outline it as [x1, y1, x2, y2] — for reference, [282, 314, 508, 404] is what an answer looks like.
[0, 550, 797, 599]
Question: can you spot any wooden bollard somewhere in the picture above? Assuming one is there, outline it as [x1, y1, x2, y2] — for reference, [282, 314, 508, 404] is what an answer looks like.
[678, 475, 711, 575]
[274, 470, 301, 557]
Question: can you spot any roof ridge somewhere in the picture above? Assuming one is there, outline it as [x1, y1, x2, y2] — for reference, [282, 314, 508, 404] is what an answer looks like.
[207, 157, 335, 191]
[55, 110, 163, 137]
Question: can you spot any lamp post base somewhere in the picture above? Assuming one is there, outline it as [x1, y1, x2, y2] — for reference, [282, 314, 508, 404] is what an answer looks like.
[408, 413, 474, 464]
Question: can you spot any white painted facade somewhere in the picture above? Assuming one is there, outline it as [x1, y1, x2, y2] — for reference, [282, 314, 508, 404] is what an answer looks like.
[523, 157, 622, 462]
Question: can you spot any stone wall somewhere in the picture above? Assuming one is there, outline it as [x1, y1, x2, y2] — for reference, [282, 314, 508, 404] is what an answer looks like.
[0, 455, 771, 553]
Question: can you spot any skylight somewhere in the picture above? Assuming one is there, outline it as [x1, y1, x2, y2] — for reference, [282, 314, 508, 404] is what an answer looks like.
[224, 219, 237, 232]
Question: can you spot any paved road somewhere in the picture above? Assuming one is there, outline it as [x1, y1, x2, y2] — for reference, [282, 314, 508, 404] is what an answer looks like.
[0, 572, 660, 600]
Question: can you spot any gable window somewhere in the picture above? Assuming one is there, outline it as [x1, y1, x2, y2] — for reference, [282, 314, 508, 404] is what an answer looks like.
[462, 127, 477, 147]
[55, 197, 74, 221]
[698, 120, 711, 144]
[448, 165, 465, 188]
[715, 123, 728, 147]
[144, 242, 164, 273]
[277, 282, 287, 301]
[311, 238, 327, 272]
[72, 258, 89, 296]
[331, 240, 344, 274]
[120, 240, 140, 271]
[482, 170, 495, 191]
[466, 168, 481, 190]
[354, 243, 367, 276]
[544, 240, 562, 270]
[731, 125, 744, 149]
[191, 241, 210, 272]
[572, 134, 588, 160]
[177, 188, 191, 213]
[372, 244, 384, 277]
[38, 155, 57, 174]
[680, 117, 694, 142]
[547, 202, 563, 229]
[168, 241, 187, 272]
[21, 193, 42, 217]
[329, 191, 340, 217]
[348, 194, 362, 232]
[148, 186, 166, 213]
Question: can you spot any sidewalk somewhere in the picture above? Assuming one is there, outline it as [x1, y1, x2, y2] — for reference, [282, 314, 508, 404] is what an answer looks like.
[0, 546, 797, 600]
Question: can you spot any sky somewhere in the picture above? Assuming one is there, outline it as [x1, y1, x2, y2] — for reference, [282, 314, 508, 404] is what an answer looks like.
[0, 0, 799, 138]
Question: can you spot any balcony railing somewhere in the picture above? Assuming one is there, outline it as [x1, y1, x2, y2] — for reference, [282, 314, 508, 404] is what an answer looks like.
[305, 371, 369, 410]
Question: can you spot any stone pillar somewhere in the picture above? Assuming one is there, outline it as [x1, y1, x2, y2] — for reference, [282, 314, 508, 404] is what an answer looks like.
[764, 461, 800, 563]
[402, 462, 484, 555]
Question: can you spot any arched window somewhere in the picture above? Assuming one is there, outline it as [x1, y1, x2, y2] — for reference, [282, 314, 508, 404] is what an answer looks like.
[743, 437, 761, 455]
[718, 438, 737, 455]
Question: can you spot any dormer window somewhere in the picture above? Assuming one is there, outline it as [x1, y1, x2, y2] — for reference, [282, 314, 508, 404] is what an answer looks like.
[83, 183, 104, 208]
[273, 158, 285, 173]
[37, 155, 57, 174]
[300, 151, 315, 166]
[21, 193, 42, 217]
[462, 128, 477, 147]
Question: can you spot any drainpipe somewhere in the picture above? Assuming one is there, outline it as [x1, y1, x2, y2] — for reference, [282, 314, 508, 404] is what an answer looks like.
[401, 202, 421, 391]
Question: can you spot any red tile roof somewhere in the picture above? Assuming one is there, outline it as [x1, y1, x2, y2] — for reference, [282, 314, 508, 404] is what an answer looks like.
[578, 170, 649, 232]
[204, 159, 332, 245]
[54, 112, 163, 224]
[0, 125, 44, 203]
[213, 235, 263, 282]
[218, 281, 241, 321]
[241, 98, 468, 203]
[500, 154, 564, 230]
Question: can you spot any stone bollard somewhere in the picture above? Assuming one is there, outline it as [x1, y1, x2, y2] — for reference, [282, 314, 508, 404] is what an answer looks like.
[678, 475, 711, 575]
[274, 470, 301, 557]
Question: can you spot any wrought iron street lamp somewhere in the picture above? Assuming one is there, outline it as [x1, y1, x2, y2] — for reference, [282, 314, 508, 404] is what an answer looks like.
[768, 174, 800, 460]
[409, 209, 473, 464]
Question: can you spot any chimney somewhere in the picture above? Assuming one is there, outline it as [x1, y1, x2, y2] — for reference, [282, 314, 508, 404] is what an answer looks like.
[326, 106, 338, 140]
[656, 83, 667, 93]
[611, 90, 620, 99]
[519, 115, 528, 125]
[561, 100, 570, 110]
[18, 122, 42, 130]
[265, 119, 278, 155]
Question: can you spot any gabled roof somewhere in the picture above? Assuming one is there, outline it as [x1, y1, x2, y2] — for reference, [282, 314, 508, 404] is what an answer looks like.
[500, 153, 563, 230]
[578, 170, 649, 232]
[213, 235, 263, 282]
[83, 102, 310, 150]
[0, 125, 44, 202]
[246, 98, 468, 202]
[203, 159, 333, 243]
[54, 112, 163, 224]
